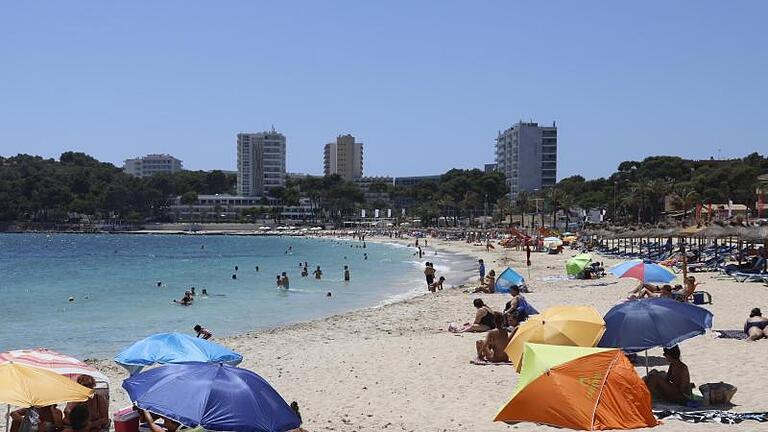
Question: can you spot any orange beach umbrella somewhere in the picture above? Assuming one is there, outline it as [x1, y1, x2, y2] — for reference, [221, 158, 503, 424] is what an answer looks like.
[495, 343, 658, 430]
[0, 362, 93, 407]
[505, 305, 605, 372]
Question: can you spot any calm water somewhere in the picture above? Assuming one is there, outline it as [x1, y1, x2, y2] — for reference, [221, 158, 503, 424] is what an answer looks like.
[0, 234, 473, 358]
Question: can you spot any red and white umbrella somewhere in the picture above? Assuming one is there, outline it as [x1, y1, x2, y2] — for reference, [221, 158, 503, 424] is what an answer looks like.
[0, 349, 109, 383]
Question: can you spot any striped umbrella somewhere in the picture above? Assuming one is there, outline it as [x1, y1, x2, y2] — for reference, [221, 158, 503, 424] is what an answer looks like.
[609, 260, 676, 284]
[0, 349, 109, 383]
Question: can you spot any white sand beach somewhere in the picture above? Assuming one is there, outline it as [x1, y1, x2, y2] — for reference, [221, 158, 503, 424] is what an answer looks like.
[90, 236, 768, 432]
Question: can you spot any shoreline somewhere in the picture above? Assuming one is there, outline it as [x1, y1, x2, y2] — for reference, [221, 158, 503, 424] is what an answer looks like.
[11, 235, 768, 431]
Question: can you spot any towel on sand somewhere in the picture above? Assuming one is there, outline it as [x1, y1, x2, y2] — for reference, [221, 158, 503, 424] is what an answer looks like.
[469, 359, 512, 366]
[714, 330, 747, 340]
[654, 410, 768, 424]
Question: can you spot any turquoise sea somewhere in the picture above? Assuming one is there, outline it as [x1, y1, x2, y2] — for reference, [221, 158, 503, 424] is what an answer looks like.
[0, 234, 473, 358]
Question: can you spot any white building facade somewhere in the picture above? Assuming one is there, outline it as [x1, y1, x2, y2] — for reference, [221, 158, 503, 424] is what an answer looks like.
[123, 154, 183, 178]
[237, 129, 286, 196]
[495, 121, 557, 198]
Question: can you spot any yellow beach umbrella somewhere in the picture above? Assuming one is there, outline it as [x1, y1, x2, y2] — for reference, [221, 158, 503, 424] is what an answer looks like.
[0, 363, 93, 407]
[505, 305, 605, 372]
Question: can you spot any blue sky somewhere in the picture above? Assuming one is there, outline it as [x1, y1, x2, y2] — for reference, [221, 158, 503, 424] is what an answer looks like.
[1, 1, 766, 179]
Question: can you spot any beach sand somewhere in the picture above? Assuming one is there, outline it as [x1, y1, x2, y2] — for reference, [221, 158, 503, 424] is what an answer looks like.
[87, 236, 767, 431]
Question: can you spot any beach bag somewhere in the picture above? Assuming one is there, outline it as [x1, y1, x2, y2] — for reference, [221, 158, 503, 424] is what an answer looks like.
[700, 382, 737, 405]
[19, 409, 40, 432]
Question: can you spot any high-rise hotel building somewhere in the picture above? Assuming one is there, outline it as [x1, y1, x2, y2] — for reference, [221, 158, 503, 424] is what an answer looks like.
[323, 134, 363, 181]
[237, 129, 286, 196]
[495, 121, 557, 198]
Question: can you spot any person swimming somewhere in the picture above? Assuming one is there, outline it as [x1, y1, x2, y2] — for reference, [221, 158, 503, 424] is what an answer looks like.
[231, 274, 237, 280]
[190, 287, 196, 296]
[234, 265, 239, 272]
[156, 281, 162, 287]
[255, 265, 259, 272]
[201, 289, 209, 296]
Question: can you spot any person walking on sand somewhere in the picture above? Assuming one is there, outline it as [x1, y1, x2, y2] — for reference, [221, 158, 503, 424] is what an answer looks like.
[313, 266, 323, 279]
[424, 262, 436, 287]
[478, 259, 486, 285]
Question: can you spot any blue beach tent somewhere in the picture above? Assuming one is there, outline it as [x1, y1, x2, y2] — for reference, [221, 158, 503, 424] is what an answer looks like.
[114, 332, 243, 375]
[495, 267, 525, 293]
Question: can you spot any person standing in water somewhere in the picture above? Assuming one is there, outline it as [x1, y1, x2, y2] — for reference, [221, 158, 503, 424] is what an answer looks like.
[313, 266, 323, 279]
[281, 272, 290, 289]
[276, 275, 282, 288]
[344, 265, 350, 282]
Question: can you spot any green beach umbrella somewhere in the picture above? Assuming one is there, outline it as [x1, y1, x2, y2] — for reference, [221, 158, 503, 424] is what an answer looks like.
[566, 253, 592, 276]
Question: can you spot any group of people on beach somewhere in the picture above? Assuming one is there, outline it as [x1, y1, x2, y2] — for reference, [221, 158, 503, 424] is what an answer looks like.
[629, 275, 701, 301]
[10, 375, 108, 432]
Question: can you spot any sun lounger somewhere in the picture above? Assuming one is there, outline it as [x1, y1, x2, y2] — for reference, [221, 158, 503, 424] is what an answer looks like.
[732, 271, 768, 283]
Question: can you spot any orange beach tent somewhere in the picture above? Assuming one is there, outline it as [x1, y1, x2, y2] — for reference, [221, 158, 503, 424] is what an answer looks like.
[495, 343, 658, 430]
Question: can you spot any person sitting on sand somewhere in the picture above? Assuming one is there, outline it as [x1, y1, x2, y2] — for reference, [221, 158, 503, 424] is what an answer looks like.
[643, 345, 692, 404]
[449, 299, 496, 333]
[503, 285, 534, 327]
[428, 276, 445, 292]
[473, 270, 496, 293]
[64, 375, 108, 432]
[744, 307, 768, 341]
[194, 324, 213, 340]
[141, 410, 179, 432]
[62, 405, 90, 432]
[476, 312, 510, 363]
[11, 405, 64, 432]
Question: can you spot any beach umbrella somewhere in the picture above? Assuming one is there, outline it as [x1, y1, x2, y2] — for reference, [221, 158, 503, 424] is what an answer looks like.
[0, 363, 93, 407]
[609, 259, 675, 283]
[114, 332, 243, 375]
[565, 253, 591, 276]
[598, 298, 713, 353]
[504, 306, 605, 372]
[123, 363, 301, 432]
[494, 267, 525, 293]
[542, 237, 562, 248]
[0, 349, 109, 383]
[494, 344, 658, 430]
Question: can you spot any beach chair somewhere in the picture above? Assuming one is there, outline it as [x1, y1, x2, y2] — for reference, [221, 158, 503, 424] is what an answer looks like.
[732, 271, 768, 283]
[687, 290, 712, 305]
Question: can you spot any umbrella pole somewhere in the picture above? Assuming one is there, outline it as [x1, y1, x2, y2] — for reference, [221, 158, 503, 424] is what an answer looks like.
[5, 404, 9, 432]
[645, 350, 649, 376]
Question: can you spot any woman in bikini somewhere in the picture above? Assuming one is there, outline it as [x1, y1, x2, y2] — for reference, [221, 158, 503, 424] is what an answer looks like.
[744, 307, 768, 340]
[64, 375, 109, 432]
[450, 299, 495, 333]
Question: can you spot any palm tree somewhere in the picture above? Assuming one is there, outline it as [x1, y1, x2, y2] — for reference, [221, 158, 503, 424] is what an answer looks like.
[515, 191, 531, 228]
[671, 187, 700, 226]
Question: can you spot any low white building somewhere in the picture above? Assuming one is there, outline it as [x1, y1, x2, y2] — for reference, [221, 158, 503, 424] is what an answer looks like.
[167, 194, 314, 222]
[124, 154, 183, 178]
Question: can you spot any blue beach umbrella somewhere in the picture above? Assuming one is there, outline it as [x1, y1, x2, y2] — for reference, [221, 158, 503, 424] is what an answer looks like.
[598, 298, 713, 353]
[495, 267, 525, 293]
[114, 332, 242, 375]
[123, 362, 301, 432]
[609, 260, 676, 284]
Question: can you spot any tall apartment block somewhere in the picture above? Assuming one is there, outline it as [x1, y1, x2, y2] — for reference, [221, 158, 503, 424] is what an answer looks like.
[123, 154, 183, 178]
[237, 129, 286, 197]
[494, 121, 557, 198]
[323, 134, 363, 181]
